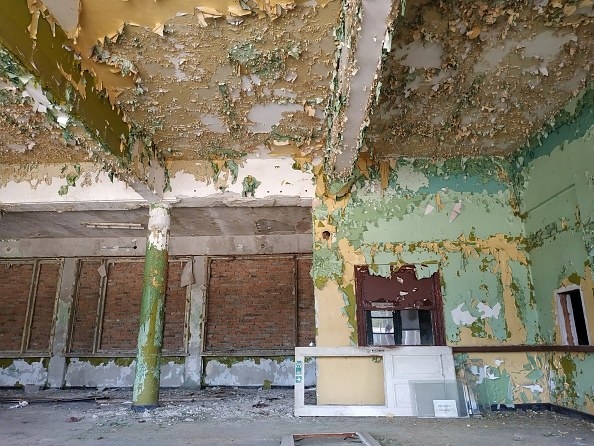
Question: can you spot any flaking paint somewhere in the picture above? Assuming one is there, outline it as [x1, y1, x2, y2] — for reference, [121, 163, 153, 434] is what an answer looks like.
[132, 203, 170, 407]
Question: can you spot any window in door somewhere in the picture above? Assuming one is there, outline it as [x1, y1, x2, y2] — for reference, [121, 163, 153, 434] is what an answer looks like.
[556, 286, 590, 346]
[355, 264, 445, 347]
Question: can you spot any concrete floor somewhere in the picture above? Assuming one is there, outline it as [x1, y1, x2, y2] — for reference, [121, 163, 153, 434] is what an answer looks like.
[1, 388, 593, 446]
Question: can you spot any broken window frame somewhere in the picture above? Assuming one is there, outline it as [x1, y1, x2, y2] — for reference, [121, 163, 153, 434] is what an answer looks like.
[0, 258, 61, 356]
[555, 285, 590, 346]
[355, 264, 446, 347]
[66, 257, 191, 356]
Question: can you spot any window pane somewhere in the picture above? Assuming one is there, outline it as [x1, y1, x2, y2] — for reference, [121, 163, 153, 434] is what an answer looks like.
[371, 317, 393, 333]
[400, 309, 420, 330]
[370, 310, 392, 317]
[373, 333, 394, 345]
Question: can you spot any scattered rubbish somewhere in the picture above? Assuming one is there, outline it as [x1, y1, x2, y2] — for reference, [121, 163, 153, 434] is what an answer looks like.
[253, 401, 269, 408]
[9, 401, 28, 409]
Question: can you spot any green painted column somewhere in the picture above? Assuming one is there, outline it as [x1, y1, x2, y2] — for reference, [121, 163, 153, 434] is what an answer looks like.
[132, 203, 171, 410]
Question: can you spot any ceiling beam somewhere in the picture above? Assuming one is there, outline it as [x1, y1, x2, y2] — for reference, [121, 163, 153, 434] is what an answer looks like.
[325, 0, 401, 179]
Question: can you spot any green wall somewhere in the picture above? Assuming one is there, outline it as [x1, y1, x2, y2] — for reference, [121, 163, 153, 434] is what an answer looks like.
[313, 86, 594, 414]
[313, 157, 538, 346]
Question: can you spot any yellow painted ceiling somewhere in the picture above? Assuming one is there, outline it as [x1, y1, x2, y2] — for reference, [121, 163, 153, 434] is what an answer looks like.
[0, 0, 593, 184]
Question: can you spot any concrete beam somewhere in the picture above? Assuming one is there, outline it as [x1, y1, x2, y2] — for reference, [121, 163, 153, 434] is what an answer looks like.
[326, 0, 400, 179]
[0, 234, 313, 258]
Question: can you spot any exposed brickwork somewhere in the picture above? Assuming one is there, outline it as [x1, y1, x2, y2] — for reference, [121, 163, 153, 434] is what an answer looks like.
[297, 257, 315, 347]
[100, 261, 143, 351]
[205, 256, 316, 352]
[0, 262, 33, 351]
[70, 260, 102, 353]
[163, 260, 188, 353]
[69, 258, 188, 354]
[27, 261, 60, 352]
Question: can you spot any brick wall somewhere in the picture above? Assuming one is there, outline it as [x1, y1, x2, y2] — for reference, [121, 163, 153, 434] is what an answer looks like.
[163, 260, 187, 352]
[70, 260, 102, 353]
[100, 261, 144, 351]
[0, 261, 60, 353]
[205, 255, 315, 352]
[27, 262, 60, 352]
[0, 262, 33, 351]
[70, 258, 188, 355]
[297, 257, 315, 347]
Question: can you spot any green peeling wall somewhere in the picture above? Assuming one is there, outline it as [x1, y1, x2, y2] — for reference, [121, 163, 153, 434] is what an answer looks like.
[313, 89, 594, 414]
[314, 157, 536, 348]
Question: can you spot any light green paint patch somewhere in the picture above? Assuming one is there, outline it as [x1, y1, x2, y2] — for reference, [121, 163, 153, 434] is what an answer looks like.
[312, 246, 343, 288]
[475, 367, 513, 406]
[360, 245, 441, 276]
[359, 190, 520, 244]
[521, 120, 594, 344]
[526, 368, 544, 382]
[393, 164, 429, 192]
[241, 175, 261, 197]
[441, 253, 509, 341]
[523, 353, 546, 384]
[313, 203, 329, 221]
[530, 232, 589, 342]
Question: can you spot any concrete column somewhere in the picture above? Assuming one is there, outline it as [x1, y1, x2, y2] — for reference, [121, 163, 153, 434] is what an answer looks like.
[132, 203, 171, 410]
[47, 258, 78, 388]
[183, 256, 206, 388]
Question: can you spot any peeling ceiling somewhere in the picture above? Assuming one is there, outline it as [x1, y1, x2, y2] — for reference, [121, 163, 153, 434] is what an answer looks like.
[366, 0, 594, 158]
[0, 0, 593, 235]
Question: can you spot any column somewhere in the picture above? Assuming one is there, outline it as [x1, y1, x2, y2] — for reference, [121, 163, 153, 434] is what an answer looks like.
[47, 258, 78, 388]
[183, 256, 206, 388]
[132, 203, 171, 410]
